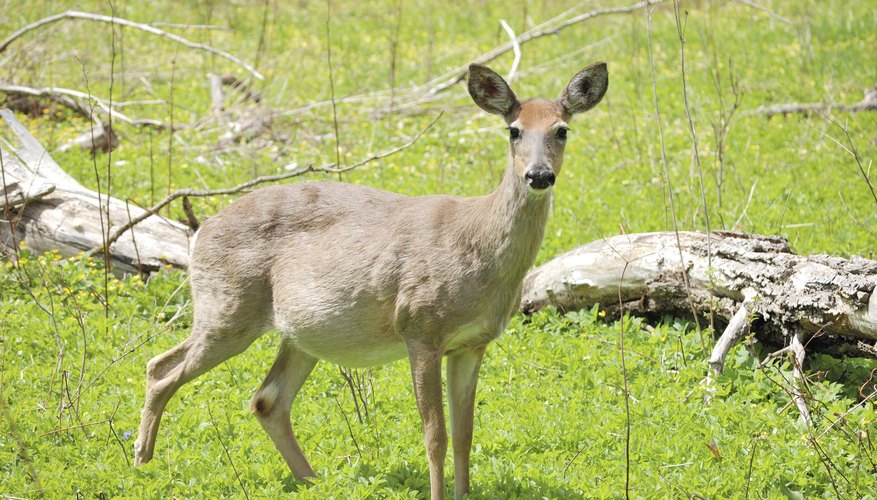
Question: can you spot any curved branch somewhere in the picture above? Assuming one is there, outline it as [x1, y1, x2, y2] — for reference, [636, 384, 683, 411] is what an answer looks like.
[0, 10, 264, 80]
[100, 112, 443, 250]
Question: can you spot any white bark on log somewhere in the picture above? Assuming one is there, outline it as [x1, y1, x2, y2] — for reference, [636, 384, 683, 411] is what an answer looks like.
[521, 232, 877, 359]
[0, 109, 191, 274]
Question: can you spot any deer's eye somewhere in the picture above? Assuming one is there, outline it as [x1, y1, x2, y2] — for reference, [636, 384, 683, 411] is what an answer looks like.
[556, 127, 568, 141]
[508, 127, 521, 142]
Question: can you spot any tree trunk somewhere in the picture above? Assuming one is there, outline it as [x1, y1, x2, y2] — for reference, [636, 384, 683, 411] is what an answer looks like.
[521, 231, 877, 361]
[0, 109, 191, 274]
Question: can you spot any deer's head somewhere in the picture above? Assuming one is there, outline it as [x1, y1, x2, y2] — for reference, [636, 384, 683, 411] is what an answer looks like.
[468, 62, 608, 194]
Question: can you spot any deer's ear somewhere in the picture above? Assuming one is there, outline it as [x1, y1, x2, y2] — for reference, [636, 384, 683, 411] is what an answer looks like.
[560, 62, 608, 114]
[468, 64, 519, 117]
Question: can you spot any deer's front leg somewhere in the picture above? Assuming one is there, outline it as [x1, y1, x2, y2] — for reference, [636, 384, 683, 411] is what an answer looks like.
[447, 347, 485, 498]
[407, 341, 447, 500]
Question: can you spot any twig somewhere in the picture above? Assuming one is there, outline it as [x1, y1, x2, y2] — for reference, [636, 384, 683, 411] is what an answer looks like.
[40, 418, 110, 437]
[99, 111, 442, 250]
[734, 0, 795, 25]
[745, 433, 760, 498]
[333, 394, 363, 460]
[206, 402, 250, 499]
[733, 179, 758, 230]
[325, 0, 342, 181]
[617, 259, 632, 499]
[0, 10, 264, 80]
[498, 20, 521, 83]
[146, 22, 231, 31]
[674, 1, 713, 342]
[823, 113, 877, 205]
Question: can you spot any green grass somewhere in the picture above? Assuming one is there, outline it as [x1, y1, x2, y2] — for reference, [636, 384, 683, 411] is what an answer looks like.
[2, 0, 876, 497]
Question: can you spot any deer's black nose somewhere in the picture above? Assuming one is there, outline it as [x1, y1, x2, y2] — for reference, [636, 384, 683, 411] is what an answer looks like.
[525, 169, 556, 190]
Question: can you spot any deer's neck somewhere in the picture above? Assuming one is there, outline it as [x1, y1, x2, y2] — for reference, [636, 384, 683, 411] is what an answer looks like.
[464, 162, 552, 283]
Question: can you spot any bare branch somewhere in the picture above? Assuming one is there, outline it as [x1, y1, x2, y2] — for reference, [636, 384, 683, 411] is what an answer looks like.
[0, 10, 264, 80]
[734, 0, 795, 25]
[100, 111, 443, 250]
[750, 87, 877, 118]
[0, 82, 169, 129]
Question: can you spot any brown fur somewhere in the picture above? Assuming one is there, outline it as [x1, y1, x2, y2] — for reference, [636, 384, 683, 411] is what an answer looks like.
[134, 62, 608, 500]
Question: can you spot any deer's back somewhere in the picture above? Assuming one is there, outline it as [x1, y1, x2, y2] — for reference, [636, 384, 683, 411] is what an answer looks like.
[189, 181, 514, 366]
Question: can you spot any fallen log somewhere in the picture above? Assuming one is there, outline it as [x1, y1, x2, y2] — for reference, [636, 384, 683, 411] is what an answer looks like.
[521, 232, 877, 365]
[0, 109, 191, 274]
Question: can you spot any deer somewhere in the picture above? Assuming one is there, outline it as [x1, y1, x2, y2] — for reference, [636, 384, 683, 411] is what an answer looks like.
[133, 62, 608, 499]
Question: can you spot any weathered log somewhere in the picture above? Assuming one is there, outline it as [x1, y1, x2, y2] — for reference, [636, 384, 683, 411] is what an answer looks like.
[0, 109, 191, 274]
[521, 232, 877, 362]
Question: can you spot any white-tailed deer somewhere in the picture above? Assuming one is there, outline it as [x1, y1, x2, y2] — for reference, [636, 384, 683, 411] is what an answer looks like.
[134, 62, 608, 498]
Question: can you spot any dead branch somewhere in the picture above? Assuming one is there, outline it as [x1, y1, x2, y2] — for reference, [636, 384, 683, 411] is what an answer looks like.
[734, 0, 795, 25]
[99, 111, 442, 250]
[0, 82, 169, 129]
[0, 10, 264, 80]
[753, 87, 877, 118]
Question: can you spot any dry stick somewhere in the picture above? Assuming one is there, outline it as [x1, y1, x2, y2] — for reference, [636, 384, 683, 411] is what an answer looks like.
[750, 88, 877, 119]
[99, 111, 442, 250]
[107, 399, 131, 468]
[253, 0, 272, 70]
[734, 0, 795, 25]
[339, 367, 365, 424]
[498, 20, 521, 83]
[617, 260, 632, 500]
[387, 0, 403, 113]
[147, 22, 230, 31]
[166, 52, 178, 218]
[838, 191, 877, 239]
[0, 10, 264, 80]
[40, 418, 110, 437]
[817, 388, 877, 442]
[333, 394, 364, 460]
[744, 433, 759, 498]
[325, 0, 342, 181]
[0, 83, 168, 129]
[674, 1, 713, 345]
[823, 113, 877, 205]
[645, 7, 704, 341]
[206, 402, 250, 500]
[789, 331, 811, 423]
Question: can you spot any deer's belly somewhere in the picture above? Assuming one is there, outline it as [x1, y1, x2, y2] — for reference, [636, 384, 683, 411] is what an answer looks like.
[275, 303, 407, 368]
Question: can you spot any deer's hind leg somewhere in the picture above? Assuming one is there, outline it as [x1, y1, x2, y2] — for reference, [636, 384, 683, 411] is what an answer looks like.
[249, 339, 318, 481]
[135, 283, 271, 466]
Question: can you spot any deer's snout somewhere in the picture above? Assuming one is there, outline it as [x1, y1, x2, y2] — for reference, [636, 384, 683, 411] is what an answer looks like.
[524, 167, 556, 191]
